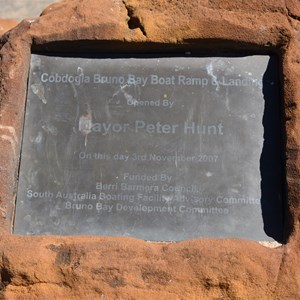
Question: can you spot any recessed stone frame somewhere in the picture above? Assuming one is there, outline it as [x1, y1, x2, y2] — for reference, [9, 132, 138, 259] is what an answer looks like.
[2, 42, 294, 242]
[0, 6, 298, 246]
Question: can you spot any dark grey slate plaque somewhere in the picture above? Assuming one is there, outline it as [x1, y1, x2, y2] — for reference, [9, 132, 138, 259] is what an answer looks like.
[14, 54, 283, 241]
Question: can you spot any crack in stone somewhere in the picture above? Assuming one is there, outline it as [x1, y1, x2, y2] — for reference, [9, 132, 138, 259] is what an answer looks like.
[287, 10, 300, 22]
[122, 0, 147, 37]
[285, 0, 300, 22]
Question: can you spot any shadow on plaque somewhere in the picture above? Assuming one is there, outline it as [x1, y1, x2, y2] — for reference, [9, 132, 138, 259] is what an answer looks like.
[260, 55, 284, 243]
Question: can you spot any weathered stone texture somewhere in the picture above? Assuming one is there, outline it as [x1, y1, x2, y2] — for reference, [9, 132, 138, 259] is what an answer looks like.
[0, 0, 299, 298]
[0, 236, 288, 299]
[0, 19, 18, 36]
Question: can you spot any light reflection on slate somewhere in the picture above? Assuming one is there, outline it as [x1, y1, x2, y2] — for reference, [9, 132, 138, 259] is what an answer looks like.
[14, 54, 283, 241]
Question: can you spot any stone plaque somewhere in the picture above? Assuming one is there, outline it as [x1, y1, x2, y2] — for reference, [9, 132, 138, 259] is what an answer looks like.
[14, 54, 283, 241]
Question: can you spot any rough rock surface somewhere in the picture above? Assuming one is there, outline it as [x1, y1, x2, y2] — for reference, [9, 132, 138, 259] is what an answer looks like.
[0, 0, 300, 299]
